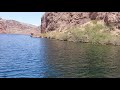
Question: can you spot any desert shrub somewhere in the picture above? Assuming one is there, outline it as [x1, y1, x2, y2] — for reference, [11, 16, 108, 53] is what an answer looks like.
[39, 20, 120, 46]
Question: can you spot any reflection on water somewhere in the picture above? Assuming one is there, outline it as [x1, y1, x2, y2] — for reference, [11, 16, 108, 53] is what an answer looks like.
[43, 39, 120, 78]
[0, 34, 120, 78]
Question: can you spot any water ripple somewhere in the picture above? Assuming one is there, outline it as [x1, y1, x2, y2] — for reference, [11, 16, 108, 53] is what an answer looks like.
[0, 34, 120, 78]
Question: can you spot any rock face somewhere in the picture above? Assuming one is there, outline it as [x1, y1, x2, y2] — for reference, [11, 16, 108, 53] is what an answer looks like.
[0, 22, 6, 33]
[41, 12, 90, 33]
[41, 12, 120, 33]
[0, 18, 40, 35]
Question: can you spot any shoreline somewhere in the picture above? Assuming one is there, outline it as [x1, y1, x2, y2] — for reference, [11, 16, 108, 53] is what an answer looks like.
[37, 21, 120, 46]
[35, 36, 120, 46]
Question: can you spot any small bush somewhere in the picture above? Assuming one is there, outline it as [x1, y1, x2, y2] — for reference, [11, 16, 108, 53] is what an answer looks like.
[92, 20, 98, 24]
[55, 32, 68, 41]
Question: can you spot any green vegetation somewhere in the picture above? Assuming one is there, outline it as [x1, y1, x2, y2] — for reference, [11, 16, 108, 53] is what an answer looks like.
[40, 20, 120, 46]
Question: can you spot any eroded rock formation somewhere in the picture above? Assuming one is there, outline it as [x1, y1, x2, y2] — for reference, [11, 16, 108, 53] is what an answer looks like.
[41, 12, 120, 32]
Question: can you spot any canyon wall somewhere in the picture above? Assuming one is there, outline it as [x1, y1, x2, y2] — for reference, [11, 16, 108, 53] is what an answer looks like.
[41, 12, 120, 32]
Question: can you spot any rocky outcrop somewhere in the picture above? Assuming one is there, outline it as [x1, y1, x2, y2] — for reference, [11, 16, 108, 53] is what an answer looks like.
[0, 18, 7, 33]
[0, 18, 40, 35]
[41, 12, 120, 33]
[41, 12, 90, 33]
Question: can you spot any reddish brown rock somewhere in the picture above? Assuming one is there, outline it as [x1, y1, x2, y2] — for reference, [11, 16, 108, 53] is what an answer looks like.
[41, 12, 120, 33]
[0, 22, 6, 33]
[0, 18, 40, 35]
[41, 12, 90, 33]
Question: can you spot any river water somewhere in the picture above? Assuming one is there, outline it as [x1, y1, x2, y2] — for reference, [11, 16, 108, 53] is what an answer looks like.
[0, 34, 120, 78]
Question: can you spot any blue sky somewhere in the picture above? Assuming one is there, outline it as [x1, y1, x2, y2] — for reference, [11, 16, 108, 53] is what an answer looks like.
[0, 12, 45, 26]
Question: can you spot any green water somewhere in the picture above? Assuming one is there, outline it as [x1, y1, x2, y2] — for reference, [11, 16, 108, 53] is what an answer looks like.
[0, 34, 120, 78]
[44, 39, 120, 78]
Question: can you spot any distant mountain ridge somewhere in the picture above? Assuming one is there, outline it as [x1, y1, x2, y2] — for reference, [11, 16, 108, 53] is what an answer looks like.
[0, 17, 40, 35]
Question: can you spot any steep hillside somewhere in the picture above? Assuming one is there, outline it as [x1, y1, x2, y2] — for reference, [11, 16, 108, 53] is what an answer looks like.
[40, 12, 120, 45]
[41, 12, 120, 32]
[0, 18, 40, 35]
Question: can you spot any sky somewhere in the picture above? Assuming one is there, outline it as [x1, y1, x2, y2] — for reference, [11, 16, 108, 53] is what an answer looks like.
[0, 12, 45, 26]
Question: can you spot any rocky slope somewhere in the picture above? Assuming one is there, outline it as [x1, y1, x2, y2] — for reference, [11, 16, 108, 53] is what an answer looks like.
[41, 12, 120, 33]
[0, 18, 40, 35]
[40, 12, 120, 45]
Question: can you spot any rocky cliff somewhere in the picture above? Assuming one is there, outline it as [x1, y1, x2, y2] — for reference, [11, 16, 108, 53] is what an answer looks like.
[40, 12, 120, 45]
[0, 18, 40, 35]
[41, 12, 120, 32]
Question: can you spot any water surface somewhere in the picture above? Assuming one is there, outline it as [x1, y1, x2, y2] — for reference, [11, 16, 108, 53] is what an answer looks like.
[0, 34, 120, 78]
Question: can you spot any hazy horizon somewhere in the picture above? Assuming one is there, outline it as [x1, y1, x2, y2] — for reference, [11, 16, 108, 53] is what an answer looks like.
[0, 12, 45, 26]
